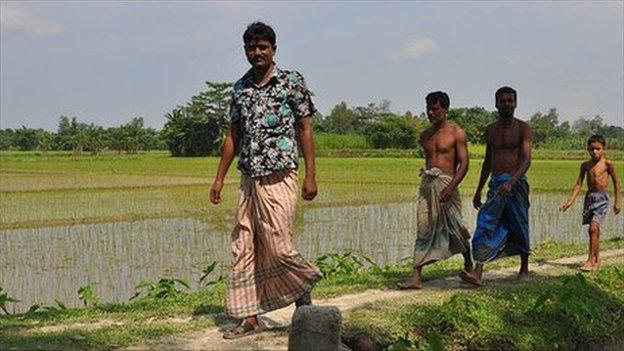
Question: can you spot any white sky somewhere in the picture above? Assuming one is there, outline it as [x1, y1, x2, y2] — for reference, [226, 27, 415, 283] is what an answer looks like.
[1, 1, 622, 130]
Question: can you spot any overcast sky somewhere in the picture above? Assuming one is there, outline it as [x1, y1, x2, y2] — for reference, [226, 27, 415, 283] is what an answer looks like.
[1, 1, 622, 131]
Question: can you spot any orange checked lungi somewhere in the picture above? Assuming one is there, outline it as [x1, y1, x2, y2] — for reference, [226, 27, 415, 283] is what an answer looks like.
[226, 170, 323, 318]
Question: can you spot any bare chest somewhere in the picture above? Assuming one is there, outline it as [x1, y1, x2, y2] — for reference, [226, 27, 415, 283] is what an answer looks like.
[422, 134, 456, 154]
[489, 127, 522, 150]
[588, 164, 608, 181]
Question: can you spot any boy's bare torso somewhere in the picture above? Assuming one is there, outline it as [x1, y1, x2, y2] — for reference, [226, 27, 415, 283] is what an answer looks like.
[420, 123, 461, 174]
[583, 158, 612, 192]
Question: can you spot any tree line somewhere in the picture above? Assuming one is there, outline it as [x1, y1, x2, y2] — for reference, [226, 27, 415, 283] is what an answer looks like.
[1, 81, 622, 155]
[0, 116, 163, 155]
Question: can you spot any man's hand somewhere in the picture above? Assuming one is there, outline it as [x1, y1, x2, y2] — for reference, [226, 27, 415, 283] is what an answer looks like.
[559, 201, 572, 212]
[473, 191, 482, 210]
[440, 185, 454, 203]
[497, 179, 516, 196]
[301, 177, 317, 201]
[210, 179, 224, 204]
[614, 202, 622, 215]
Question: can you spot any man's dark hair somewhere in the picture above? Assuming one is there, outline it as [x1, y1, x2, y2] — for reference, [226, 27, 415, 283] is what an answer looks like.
[495, 86, 517, 102]
[243, 22, 276, 46]
[425, 91, 450, 109]
[587, 134, 606, 147]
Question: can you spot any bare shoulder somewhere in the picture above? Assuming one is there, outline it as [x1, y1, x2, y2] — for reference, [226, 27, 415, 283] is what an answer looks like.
[449, 122, 467, 139]
[515, 118, 531, 131]
[484, 122, 497, 135]
[516, 119, 532, 140]
[419, 126, 434, 143]
[605, 158, 616, 170]
[483, 122, 496, 141]
[580, 160, 591, 171]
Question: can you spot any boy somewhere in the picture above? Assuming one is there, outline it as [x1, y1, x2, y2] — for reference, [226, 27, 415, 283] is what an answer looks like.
[560, 134, 621, 271]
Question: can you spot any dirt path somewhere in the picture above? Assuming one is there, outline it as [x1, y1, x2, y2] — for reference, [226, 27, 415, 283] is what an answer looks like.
[124, 249, 623, 351]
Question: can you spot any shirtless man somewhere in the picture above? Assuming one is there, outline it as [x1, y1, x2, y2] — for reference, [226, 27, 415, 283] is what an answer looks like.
[461, 86, 533, 286]
[560, 134, 621, 271]
[397, 91, 472, 289]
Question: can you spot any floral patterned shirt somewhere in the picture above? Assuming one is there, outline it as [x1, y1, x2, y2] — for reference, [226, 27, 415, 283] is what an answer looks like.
[230, 66, 316, 178]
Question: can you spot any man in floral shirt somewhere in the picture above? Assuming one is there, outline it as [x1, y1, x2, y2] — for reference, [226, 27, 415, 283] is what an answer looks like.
[210, 22, 322, 339]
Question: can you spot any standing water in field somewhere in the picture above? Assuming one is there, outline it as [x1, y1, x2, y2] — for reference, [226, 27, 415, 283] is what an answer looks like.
[0, 193, 621, 312]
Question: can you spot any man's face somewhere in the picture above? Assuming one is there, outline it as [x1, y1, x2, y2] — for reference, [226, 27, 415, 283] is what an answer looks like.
[495, 92, 517, 118]
[426, 101, 448, 125]
[244, 39, 275, 70]
[587, 142, 605, 161]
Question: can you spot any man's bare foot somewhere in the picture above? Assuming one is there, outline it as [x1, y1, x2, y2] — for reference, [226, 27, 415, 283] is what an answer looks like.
[517, 270, 529, 281]
[396, 279, 422, 290]
[580, 261, 594, 271]
[459, 270, 483, 287]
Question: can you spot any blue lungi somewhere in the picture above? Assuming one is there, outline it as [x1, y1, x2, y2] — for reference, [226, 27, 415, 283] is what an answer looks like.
[472, 173, 530, 263]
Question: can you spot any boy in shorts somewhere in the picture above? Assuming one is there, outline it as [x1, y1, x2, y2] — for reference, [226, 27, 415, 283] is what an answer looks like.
[560, 134, 621, 271]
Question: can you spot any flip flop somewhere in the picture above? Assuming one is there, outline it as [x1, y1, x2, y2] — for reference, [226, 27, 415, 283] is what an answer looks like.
[223, 320, 262, 339]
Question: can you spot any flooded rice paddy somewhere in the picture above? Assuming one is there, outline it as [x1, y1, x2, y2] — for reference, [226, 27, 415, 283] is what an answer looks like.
[1, 193, 622, 312]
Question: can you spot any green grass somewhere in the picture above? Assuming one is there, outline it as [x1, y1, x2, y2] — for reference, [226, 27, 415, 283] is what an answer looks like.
[1, 152, 622, 228]
[344, 265, 624, 350]
[315, 133, 372, 150]
[1, 238, 621, 350]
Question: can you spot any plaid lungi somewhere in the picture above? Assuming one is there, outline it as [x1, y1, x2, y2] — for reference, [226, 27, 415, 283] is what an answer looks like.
[226, 170, 323, 318]
[413, 167, 470, 267]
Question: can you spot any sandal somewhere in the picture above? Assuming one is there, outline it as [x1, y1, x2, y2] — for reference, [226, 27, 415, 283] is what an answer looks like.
[223, 320, 262, 339]
[295, 290, 312, 307]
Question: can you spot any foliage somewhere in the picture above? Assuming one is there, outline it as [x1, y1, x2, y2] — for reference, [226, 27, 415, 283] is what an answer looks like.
[77, 285, 99, 307]
[14, 127, 41, 151]
[161, 82, 232, 156]
[0, 129, 15, 150]
[2, 99, 622, 154]
[365, 116, 421, 149]
[161, 107, 218, 156]
[447, 107, 496, 144]
[313, 251, 392, 278]
[0, 287, 20, 315]
[314, 252, 365, 277]
[130, 278, 190, 300]
[199, 262, 226, 287]
[24, 299, 68, 316]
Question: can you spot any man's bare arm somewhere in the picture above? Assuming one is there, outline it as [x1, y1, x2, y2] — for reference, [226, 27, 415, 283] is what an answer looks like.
[298, 117, 317, 201]
[210, 123, 239, 204]
[560, 163, 587, 212]
[607, 160, 622, 214]
[441, 128, 469, 202]
[512, 123, 533, 179]
[473, 128, 492, 209]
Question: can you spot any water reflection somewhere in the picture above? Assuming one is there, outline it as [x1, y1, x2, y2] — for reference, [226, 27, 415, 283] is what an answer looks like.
[1, 193, 621, 312]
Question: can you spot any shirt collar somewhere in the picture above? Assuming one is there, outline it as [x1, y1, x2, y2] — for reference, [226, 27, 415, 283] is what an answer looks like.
[242, 64, 281, 88]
